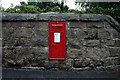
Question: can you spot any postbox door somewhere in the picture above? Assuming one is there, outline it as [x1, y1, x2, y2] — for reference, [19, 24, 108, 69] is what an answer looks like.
[49, 21, 66, 60]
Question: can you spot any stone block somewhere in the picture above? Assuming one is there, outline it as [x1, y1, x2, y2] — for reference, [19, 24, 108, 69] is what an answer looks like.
[77, 29, 85, 39]
[105, 65, 120, 71]
[114, 40, 120, 47]
[86, 22, 104, 28]
[44, 60, 59, 69]
[15, 59, 24, 67]
[4, 38, 33, 47]
[15, 47, 33, 60]
[73, 58, 102, 68]
[100, 39, 115, 47]
[103, 57, 119, 65]
[14, 27, 33, 38]
[11, 22, 22, 28]
[65, 59, 74, 68]
[4, 37, 16, 46]
[83, 29, 98, 39]
[2, 27, 14, 39]
[67, 39, 81, 49]
[14, 38, 31, 46]
[112, 29, 120, 39]
[98, 29, 112, 39]
[30, 59, 45, 67]
[73, 60, 83, 68]
[34, 22, 48, 30]
[68, 28, 78, 39]
[66, 22, 70, 29]
[67, 48, 86, 59]
[104, 22, 113, 29]
[67, 28, 85, 40]
[32, 30, 48, 47]
[58, 59, 74, 70]
[86, 47, 110, 60]
[69, 21, 86, 29]
[22, 22, 36, 28]
[67, 49, 81, 59]
[82, 40, 100, 47]
[2, 47, 16, 59]
[31, 47, 48, 60]
[2, 22, 11, 28]
[109, 47, 120, 57]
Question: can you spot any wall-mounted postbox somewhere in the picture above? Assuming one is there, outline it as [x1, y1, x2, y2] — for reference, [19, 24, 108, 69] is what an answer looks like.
[48, 20, 66, 60]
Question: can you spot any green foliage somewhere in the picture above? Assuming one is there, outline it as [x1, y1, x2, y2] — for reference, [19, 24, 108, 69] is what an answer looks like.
[5, 5, 40, 13]
[5, 0, 69, 13]
[68, 9, 81, 13]
[28, 1, 69, 12]
[84, 2, 120, 15]
[77, 2, 120, 22]
[51, 6, 61, 12]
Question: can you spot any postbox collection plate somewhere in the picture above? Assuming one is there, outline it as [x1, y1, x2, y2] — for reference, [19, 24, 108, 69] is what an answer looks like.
[48, 20, 66, 60]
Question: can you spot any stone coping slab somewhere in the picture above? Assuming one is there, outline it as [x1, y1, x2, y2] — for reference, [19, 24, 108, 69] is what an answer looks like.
[1, 13, 120, 32]
[2, 13, 106, 21]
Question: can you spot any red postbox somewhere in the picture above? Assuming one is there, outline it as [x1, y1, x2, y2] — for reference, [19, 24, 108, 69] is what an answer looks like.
[48, 20, 66, 60]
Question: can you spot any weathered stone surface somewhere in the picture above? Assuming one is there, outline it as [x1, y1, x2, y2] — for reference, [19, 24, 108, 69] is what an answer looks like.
[2, 22, 11, 27]
[112, 29, 120, 39]
[14, 27, 33, 38]
[103, 57, 119, 65]
[104, 22, 113, 29]
[98, 29, 112, 39]
[100, 40, 115, 47]
[68, 39, 81, 49]
[82, 40, 100, 47]
[45, 60, 59, 69]
[31, 47, 48, 60]
[13, 38, 31, 46]
[32, 30, 48, 47]
[105, 65, 120, 71]
[35, 22, 48, 30]
[3, 47, 16, 59]
[73, 58, 104, 68]
[2, 27, 14, 39]
[109, 47, 120, 57]
[69, 21, 86, 29]
[22, 22, 36, 28]
[86, 22, 104, 28]
[2, 13, 120, 71]
[114, 40, 120, 47]
[14, 47, 34, 60]
[58, 59, 74, 70]
[30, 60, 45, 67]
[2, 13, 106, 21]
[83, 29, 98, 39]
[67, 48, 86, 59]
[10, 22, 22, 28]
[86, 47, 110, 60]
[80, 14, 106, 21]
[4, 38, 32, 47]
[68, 28, 85, 40]
[67, 49, 81, 59]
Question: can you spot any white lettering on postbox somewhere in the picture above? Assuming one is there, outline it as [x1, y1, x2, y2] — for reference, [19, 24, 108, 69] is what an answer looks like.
[54, 32, 60, 43]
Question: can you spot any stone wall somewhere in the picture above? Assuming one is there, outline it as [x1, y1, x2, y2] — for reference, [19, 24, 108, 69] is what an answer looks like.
[2, 13, 120, 71]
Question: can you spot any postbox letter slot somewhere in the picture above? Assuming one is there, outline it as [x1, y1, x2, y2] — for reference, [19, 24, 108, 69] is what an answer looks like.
[52, 26, 62, 27]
